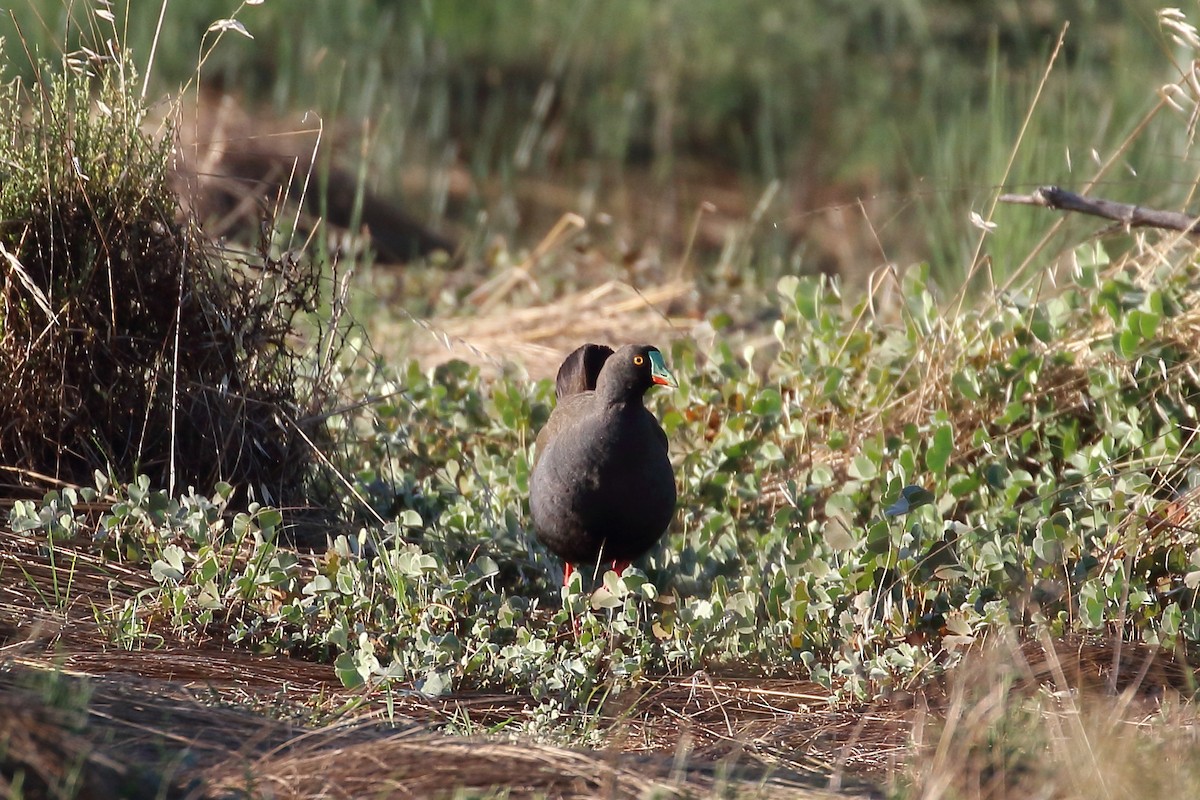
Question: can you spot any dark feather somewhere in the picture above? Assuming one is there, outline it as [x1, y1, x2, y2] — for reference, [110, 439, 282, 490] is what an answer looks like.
[554, 343, 614, 399]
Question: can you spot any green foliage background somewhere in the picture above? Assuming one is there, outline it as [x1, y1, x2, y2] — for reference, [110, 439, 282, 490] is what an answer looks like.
[0, 0, 1181, 281]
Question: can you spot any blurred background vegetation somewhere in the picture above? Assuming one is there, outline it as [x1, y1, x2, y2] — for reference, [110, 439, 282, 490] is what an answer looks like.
[1, 0, 1183, 291]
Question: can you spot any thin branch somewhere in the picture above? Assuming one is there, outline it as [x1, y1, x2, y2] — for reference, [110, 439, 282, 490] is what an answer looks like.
[999, 185, 1200, 234]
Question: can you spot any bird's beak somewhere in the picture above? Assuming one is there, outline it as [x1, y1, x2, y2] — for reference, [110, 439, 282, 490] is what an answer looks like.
[648, 349, 678, 388]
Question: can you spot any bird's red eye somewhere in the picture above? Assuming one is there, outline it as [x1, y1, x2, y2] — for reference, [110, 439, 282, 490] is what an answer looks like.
[633, 355, 645, 366]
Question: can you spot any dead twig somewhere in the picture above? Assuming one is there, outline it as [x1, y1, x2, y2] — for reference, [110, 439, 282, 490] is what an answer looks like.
[999, 185, 1200, 234]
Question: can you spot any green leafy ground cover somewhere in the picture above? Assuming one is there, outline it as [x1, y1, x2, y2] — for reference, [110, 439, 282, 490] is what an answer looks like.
[11, 238, 1200, 710]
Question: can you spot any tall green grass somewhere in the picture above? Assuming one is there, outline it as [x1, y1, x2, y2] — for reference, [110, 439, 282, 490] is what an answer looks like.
[0, 0, 1179, 289]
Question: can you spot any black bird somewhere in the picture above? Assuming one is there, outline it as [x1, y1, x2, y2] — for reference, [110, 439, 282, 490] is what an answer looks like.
[531, 343, 677, 585]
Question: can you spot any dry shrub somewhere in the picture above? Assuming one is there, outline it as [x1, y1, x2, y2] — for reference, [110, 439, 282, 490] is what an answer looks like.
[0, 54, 326, 505]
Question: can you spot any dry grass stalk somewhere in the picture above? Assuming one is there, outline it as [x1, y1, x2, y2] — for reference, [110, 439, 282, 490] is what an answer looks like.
[404, 278, 696, 380]
[0, 661, 878, 800]
[909, 635, 1200, 800]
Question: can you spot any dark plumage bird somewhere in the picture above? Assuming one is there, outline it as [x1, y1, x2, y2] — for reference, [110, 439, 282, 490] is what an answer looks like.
[531, 343, 677, 585]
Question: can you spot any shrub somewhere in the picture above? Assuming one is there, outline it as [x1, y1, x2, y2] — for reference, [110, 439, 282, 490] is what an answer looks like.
[0, 46, 326, 506]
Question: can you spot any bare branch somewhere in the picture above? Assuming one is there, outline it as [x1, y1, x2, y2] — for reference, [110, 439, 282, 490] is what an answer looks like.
[998, 185, 1200, 234]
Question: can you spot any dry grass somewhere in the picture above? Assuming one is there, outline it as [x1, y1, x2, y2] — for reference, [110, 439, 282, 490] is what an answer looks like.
[0, 662, 879, 800]
[398, 276, 697, 381]
[909, 634, 1200, 800]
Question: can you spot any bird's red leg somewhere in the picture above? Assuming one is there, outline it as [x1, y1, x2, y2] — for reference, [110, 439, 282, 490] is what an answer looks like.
[611, 560, 630, 575]
[563, 562, 582, 636]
